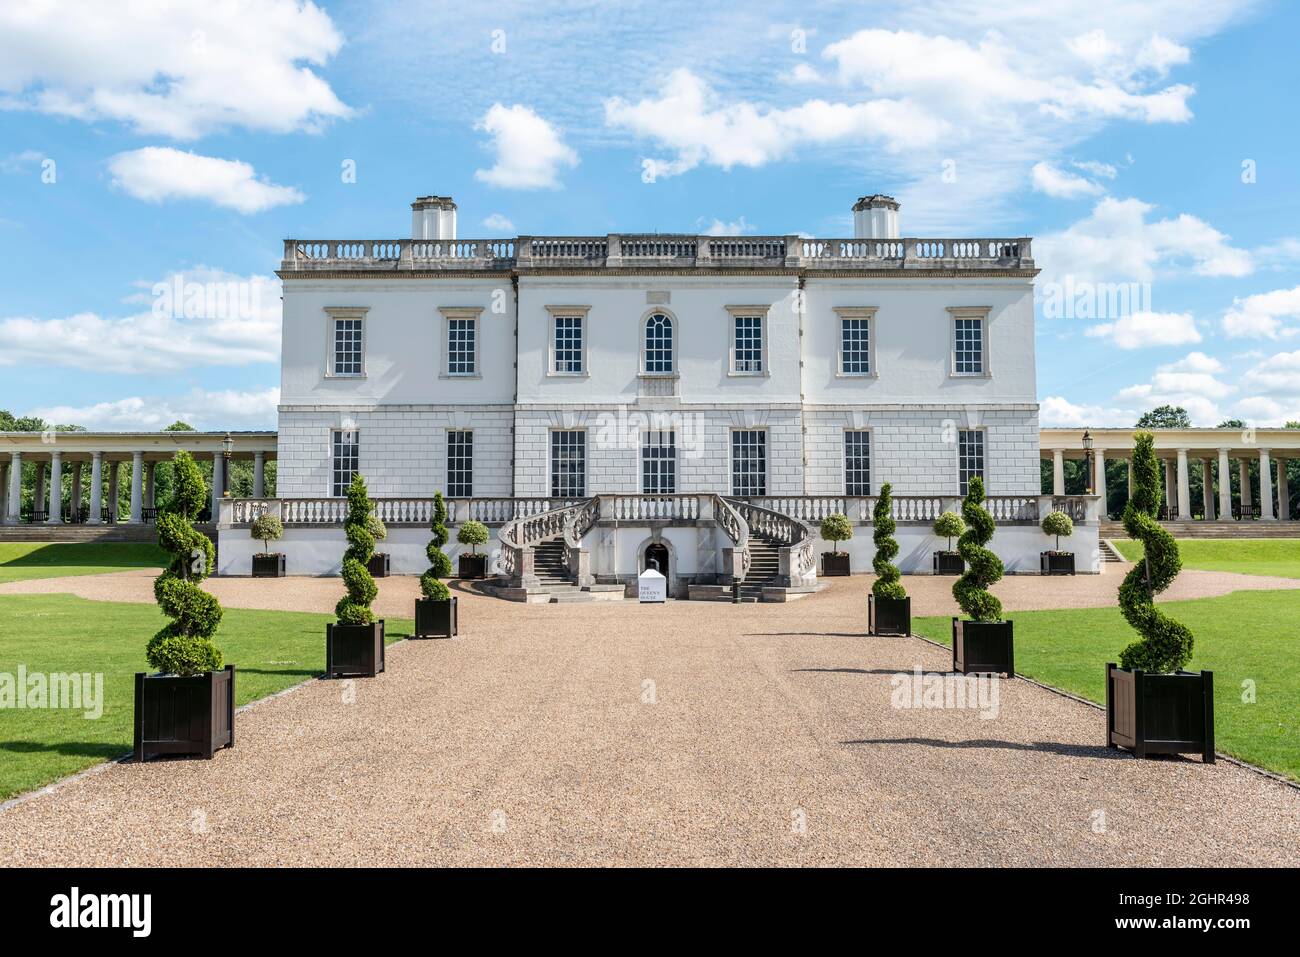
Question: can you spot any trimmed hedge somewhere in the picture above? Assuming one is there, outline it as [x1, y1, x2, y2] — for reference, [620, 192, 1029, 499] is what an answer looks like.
[871, 483, 906, 600]
[421, 491, 452, 600]
[335, 473, 378, 625]
[953, 477, 1004, 622]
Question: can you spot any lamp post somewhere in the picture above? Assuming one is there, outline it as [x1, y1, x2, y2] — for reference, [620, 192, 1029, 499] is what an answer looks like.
[1082, 429, 1095, 495]
[221, 434, 234, 497]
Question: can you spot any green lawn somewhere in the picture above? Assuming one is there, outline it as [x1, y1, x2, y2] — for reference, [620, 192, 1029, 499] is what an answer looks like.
[916, 590, 1300, 780]
[0, 594, 411, 801]
[0, 543, 169, 584]
[1112, 538, 1300, 579]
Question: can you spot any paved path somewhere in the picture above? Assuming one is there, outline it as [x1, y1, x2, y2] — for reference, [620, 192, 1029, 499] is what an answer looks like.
[1, 579, 1297, 866]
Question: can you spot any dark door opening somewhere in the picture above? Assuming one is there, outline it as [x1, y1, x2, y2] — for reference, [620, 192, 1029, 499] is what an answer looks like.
[644, 543, 670, 576]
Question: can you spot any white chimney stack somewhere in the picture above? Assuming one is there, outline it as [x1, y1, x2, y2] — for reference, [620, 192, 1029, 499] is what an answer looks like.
[852, 194, 900, 239]
[411, 195, 457, 240]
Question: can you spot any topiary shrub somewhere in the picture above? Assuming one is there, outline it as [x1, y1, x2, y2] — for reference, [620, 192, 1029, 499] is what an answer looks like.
[1040, 510, 1073, 551]
[335, 473, 378, 625]
[148, 451, 223, 676]
[819, 513, 852, 554]
[1118, 431, 1193, 673]
[420, 491, 453, 601]
[871, 483, 906, 600]
[251, 512, 283, 554]
[457, 519, 489, 554]
[952, 477, 1004, 623]
[367, 512, 387, 546]
[932, 510, 965, 550]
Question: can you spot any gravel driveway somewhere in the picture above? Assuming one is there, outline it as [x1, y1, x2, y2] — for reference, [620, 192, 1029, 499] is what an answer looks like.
[1, 578, 1297, 867]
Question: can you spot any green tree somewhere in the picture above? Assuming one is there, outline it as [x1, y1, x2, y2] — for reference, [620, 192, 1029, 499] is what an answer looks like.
[420, 492, 453, 600]
[457, 519, 490, 555]
[819, 513, 853, 555]
[952, 477, 1003, 622]
[335, 474, 378, 625]
[1135, 405, 1191, 429]
[1217, 419, 1246, 429]
[871, 484, 905, 600]
[932, 510, 965, 550]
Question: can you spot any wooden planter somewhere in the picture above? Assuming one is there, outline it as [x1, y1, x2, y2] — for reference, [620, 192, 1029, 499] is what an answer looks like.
[367, 553, 391, 578]
[325, 620, 385, 678]
[1107, 663, 1215, 762]
[952, 618, 1014, 677]
[868, 594, 911, 636]
[821, 552, 851, 577]
[933, 551, 964, 575]
[251, 552, 286, 577]
[1040, 551, 1076, 575]
[415, 597, 457, 639]
[459, 553, 488, 580]
[134, 665, 234, 762]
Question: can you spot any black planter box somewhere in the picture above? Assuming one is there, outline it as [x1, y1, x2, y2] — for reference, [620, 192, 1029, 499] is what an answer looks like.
[1107, 663, 1214, 762]
[326, 620, 385, 678]
[821, 552, 851, 577]
[868, 594, 911, 636]
[134, 665, 234, 762]
[933, 551, 964, 575]
[415, 596, 458, 639]
[459, 553, 488, 579]
[952, 618, 1014, 677]
[251, 552, 286, 577]
[367, 552, 391, 578]
[1040, 551, 1076, 575]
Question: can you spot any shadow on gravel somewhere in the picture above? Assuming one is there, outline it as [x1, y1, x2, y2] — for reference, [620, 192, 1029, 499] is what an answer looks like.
[841, 737, 1127, 760]
[792, 667, 927, 676]
[748, 632, 868, 638]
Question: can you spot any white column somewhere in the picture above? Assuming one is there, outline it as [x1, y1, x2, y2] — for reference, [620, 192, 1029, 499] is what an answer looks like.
[1051, 449, 1064, 496]
[1238, 458, 1252, 513]
[108, 461, 120, 523]
[1259, 448, 1275, 520]
[89, 451, 103, 524]
[211, 451, 224, 518]
[1201, 459, 1214, 520]
[69, 462, 82, 521]
[33, 462, 46, 519]
[145, 461, 156, 510]
[253, 451, 266, 498]
[46, 450, 62, 524]
[1217, 448, 1231, 520]
[1176, 448, 1191, 520]
[1094, 449, 1107, 516]
[1163, 459, 1175, 516]
[4, 452, 19, 525]
[0, 461, 6, 523]
[130, 451, 144, 523]
[1277, 458, 1290, 521]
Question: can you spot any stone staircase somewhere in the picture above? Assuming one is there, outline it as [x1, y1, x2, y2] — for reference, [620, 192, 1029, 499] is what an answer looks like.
[735, 534, 782, 601]
[489, 537, 626, 603]
[0, 523, 195, 543]
[532, 539, 573, 587]
[1100, 520, 1300, 540]
[1099, 539, 1125, 564]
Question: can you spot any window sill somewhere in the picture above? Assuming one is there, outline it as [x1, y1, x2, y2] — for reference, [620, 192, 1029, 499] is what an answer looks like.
[727, 370, 770, 378]
[547, 371, 591, 378]
[949, 371, 991, 379]
[836, 371, 878, 379]
[324, 372, 367, 379]
[439, 373, 482, 380]
[638, 371, 680, 379]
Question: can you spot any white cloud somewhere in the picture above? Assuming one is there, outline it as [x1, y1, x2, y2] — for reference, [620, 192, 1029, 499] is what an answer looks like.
[1037, 196, 1252, 286]
[1221, 285, 1300, 339]
[1039, 395, 1136, 427]
[474, 104, 577, 190]
[698, 216, 756, 236]
[1073, 159, 1118, 179]
[1239, 350, 1300, 395]
[0, 149, 43, 174]
[1231, 396, 1300, 427]
[30, 388, 280, 431]
[1161, 351, 1224, 374]
[1031, 161, 1103, 198]
[1113, 352, 1237, 425]
[0, 268, 281, 374]
[0, 0, 350, 139]
[109, 148, 304, 213]
[1086, 311, 1201, 349]
[482, 213, 516, 233]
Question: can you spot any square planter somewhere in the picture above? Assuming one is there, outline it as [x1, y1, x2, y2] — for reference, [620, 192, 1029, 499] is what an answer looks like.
[1107, 663, 1214, 762]
[251, 552, 286, 577]
[868, 594, 911, 636]
[325, 620, 385, 678]
[133, 665, 234, 762]
[415, 596, 458, 639]
[459, 553, 488, 580]
[367, 553, 391, 578]
[933, 551, 964, 575]
[1040, 551, 1076, 575]
[952, 618, 1014, 677]
[821, 552, 851, 577]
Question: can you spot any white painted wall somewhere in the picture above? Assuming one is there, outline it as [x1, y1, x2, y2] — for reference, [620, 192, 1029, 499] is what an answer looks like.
[218, 525, 503, 577]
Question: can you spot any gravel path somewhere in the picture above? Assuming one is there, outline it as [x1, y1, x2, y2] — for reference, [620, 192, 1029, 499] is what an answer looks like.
[1, 579, 1297, 867]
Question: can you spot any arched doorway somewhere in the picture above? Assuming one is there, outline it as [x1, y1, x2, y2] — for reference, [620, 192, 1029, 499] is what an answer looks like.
[644, 542, 670, 577]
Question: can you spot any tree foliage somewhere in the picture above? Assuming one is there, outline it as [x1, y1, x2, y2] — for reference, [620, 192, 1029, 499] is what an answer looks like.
[421, 491, 452, 600]
[335, 473, 378, 625]
[952, 477, 1004, 622]
[251, 513, 283, 554]
[871, 484, 906, 600]
[819, 513, 853, 554]
[932, 510, 965, 550]
[457, 519, 489, 554]
[1135, 405, 1191, 429]
[1041, 510, 1074, 550]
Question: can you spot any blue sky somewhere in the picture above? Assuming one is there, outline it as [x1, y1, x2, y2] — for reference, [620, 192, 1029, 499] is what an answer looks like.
[1, 0, 1298, 430]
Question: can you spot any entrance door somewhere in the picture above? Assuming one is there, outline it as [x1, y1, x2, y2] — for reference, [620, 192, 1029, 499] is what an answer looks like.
[644, 543, 670, 576]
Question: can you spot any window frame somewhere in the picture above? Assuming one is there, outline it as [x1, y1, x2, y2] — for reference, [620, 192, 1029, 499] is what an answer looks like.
[843, 429, 872, 496]
[729, 428, 768, 496]
[439, 307, 482, 378]
[640, 429, 677, 494]
[546, 305, 590, 377]
[725, 305, 770, 377]
[324, 307, 369, 378]
[835, 307, 877, 377]
[549, 429, 587, 498]
[957, 428, 986, 496]
[948, 306, 991, 377]
[330, 428, 360, 498]
[446, 429, 473, 498]
[639, 309, 678, 377]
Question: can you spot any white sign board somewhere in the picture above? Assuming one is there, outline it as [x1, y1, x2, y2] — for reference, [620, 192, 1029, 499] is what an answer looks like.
[637, 568, 667, 603]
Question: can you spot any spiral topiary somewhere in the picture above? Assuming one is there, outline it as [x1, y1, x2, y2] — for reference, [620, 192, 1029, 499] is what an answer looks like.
[871, 483, 906, 600]
[147, 451, 223, 676]
[420, 491, 453, 601]
[952, 476, 1004, 622]
[335, 473, 378, 625]
[1118, 431, 1193, 673]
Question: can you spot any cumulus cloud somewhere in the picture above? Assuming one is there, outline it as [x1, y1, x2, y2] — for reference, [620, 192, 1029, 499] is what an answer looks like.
[1039, 395, 1136, 428]
[109, 148, 304, 213]
[1239, 350, 1300, 395]
[698, 216, 757, 236]
[1031, 161, 1104, 198]
[1085, 311, 1201, 349]
[1221, 285, 1300, 339]
[0, 0, 350, 139]
[481, 213, 516, 233]
[30, 388, 280, 431]
[1114, 352, 1237, 424]
[474, 104, 577, 189]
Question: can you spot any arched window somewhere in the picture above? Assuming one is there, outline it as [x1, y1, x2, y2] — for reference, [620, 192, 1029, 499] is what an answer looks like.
[644, 312, 674, 373]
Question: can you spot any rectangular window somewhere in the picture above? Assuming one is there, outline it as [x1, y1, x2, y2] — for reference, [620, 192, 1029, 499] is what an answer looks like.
[954, 316, 984, 374]
[958, 429, 984, 495]
[840, 317, 871, 374]
[550, 431, 586, 497]
[733, 315, 764, 373]
[331, 429, 359, 497]
[845, 431, 871, 496]
[447, 318, 476, 375]
[446, 431, 473, 498]
[731, 430, 767, 496]
[553, 315, 584, 374]
[332, 318, 363, 376]
[641, 430, 677, 494]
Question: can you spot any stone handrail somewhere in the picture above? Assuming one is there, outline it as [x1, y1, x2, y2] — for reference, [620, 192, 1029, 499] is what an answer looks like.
[606, 494, 702, 522]
[497, 498, 591, 583]
[727, 497, 816, 586]
[712, 494, 750, 580]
